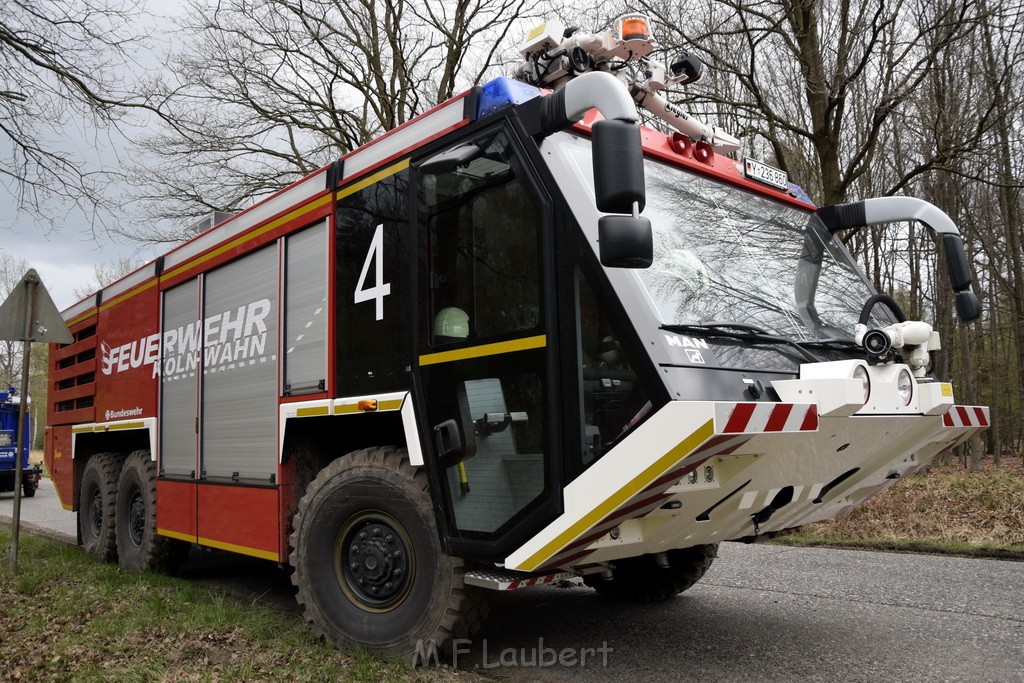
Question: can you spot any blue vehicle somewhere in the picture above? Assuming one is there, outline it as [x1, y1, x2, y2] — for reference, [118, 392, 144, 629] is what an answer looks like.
[1, 387, 40, 498]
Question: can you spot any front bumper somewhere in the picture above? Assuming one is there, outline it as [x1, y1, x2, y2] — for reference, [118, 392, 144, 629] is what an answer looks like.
[505, 398, 987, 572]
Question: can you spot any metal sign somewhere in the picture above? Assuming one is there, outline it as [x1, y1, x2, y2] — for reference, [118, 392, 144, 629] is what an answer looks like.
[0, 269, 72, 572]
[0, 269, 73, 344]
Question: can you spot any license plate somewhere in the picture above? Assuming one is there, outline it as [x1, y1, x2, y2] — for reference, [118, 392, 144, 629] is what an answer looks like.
[743, 158, 788, 191]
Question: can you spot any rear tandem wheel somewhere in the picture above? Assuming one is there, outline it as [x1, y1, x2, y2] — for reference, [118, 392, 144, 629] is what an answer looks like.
[115, 450, 190, 574]
[78, 452, 122, 562]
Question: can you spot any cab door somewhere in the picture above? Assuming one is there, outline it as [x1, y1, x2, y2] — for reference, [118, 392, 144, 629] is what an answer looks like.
[414, 125, 560, 559]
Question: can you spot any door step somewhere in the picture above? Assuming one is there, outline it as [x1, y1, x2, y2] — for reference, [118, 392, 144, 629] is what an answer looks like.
[464, 567, 578, 591]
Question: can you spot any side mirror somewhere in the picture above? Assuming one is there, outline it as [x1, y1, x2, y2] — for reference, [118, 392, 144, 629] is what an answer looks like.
[941, 234, 981, 322]
[942, 234, 972, 292]
[956, 291, 981, 322]
[592, 119, 645, 214]
[599, 215, 653, 268]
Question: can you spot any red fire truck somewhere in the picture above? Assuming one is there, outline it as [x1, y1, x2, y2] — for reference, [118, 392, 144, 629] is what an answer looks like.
[45, 14, 988, 661]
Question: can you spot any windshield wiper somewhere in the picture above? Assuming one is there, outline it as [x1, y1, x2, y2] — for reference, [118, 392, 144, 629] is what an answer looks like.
[661, 323, 818, 363]
[796, 337, 863, 353]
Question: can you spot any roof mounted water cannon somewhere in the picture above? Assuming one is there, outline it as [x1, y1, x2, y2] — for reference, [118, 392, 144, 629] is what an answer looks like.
[514, 14, 741, 153]
[817, 197, 982, 322]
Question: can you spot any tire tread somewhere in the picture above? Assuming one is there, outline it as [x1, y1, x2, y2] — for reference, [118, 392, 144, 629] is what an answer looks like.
[116, 450, 189, 574]
[79, 452, 122, 562]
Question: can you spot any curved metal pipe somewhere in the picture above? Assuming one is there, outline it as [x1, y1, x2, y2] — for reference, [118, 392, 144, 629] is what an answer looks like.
[536, 71, 639, 136]
[561, 71, 639, 123]
[818, 196, 958, 236]
[816, 197, 981, 322]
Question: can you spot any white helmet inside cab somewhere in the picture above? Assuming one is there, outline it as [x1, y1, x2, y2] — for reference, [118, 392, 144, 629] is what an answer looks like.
[434, 307, 469, 341]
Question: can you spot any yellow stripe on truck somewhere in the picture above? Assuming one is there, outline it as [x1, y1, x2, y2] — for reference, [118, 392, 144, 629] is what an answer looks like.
[296, 406, 330, 417]
[107, 421, 146, 431]
[419, 335, 546, 367]
[518, 418, 715, 571]
[157, 528, 197, 543]
[336, 159, 410, 201]
[162, 193, 334, 281]
[99, 279, 157, 313]
[197, 536, 279, 562]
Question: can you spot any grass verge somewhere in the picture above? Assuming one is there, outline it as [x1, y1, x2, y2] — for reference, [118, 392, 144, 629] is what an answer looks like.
[776, 459, 1024, 560]
[0, 526, 462, 682]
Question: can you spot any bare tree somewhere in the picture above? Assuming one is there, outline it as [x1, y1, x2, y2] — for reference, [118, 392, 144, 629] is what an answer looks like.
[0, 0, 155, 226]
[71, 253, 140, 300]
[123, 0, 550, 242]
[640, 0, 989, 205]
[0, 251, 31, 389]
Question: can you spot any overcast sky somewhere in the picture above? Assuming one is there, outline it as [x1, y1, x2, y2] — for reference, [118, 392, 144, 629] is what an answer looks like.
[0, 194, 160, 311]
[1, 0, 183, 311]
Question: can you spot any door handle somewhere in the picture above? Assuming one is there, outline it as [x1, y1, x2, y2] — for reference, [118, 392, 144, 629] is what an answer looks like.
[433, 419, 463, 463]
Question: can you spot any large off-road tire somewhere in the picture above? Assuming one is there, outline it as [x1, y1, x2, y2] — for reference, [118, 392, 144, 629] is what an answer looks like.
[290, 447, 489, 663]
[115, 450, 190, 574]
[583, 544, 718, 602]
[79, 452, 122, 562]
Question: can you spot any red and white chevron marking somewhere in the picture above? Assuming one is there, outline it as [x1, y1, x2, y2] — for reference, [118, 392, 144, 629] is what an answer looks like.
[719, 403, 818, 434]
[503, 573, 569, 591]
[465, 568, 577, 590]
[942, 405, 990, 428]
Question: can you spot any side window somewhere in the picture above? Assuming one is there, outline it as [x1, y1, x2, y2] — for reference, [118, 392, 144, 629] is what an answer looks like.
[336, 167, 411, 395]
[437, 365, 548, 536]
[422, 132, 543, 346]
[577, 269, 651, 467]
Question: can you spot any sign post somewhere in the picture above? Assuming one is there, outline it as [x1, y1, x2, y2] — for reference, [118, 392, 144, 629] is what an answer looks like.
[0, 269, 73, 572]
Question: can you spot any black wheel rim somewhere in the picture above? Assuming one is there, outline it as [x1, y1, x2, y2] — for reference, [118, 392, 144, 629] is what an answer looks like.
[334, 511, 414, 613]
[88, 487, 103, 537]
[128, 490, 145, 547]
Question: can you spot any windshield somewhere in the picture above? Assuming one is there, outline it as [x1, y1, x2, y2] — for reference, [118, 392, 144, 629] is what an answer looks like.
[638, 158, 888, 342]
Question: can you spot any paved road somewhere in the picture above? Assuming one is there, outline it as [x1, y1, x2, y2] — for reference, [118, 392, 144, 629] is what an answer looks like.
[0, 477, 77, 540]
[4, 480, 1023, 681]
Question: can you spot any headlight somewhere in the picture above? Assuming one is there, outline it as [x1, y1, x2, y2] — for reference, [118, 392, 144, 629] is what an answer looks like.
[897, 369, 914, 406]
[852, 364, 871, 404]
